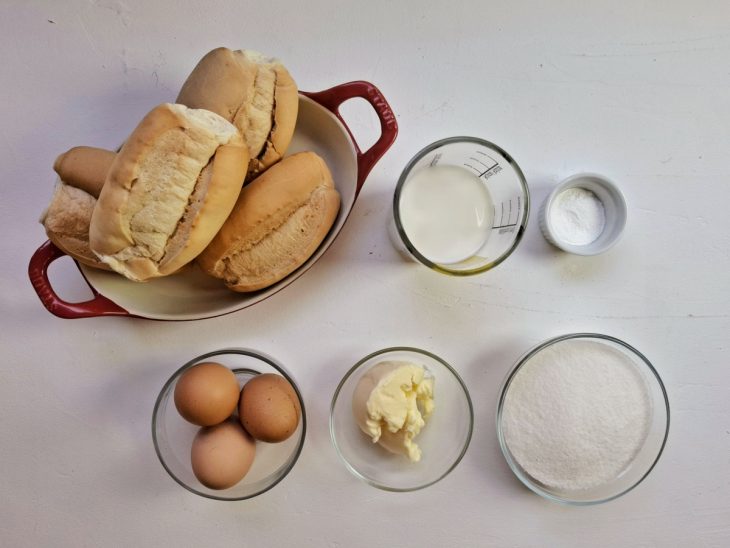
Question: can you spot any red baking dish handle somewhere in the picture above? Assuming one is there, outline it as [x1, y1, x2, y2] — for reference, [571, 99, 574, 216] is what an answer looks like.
[302, 81, 398, 196]
[28, 240, 130, 319]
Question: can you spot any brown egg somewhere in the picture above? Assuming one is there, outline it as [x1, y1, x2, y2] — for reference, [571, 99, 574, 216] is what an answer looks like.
[239, 373, 301, 442]
[191, 419, 256, 490]
[174, 362, 239, 426]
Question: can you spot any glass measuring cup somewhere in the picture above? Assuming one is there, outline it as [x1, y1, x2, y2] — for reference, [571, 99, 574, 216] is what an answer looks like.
[391, 137, 529, 275]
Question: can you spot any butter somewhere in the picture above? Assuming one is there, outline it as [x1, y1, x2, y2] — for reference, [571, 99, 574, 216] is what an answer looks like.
[352, 360, 435, 463]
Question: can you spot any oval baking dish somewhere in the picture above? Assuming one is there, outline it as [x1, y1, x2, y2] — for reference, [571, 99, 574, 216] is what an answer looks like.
[29, 81, 398, 320]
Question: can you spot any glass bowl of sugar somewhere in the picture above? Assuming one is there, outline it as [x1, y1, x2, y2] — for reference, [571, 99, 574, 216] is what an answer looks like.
[497, 333, 669, 505]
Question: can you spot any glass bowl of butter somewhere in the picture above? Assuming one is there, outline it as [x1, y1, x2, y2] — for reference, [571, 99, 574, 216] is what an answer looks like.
[330, 347, 473, 491]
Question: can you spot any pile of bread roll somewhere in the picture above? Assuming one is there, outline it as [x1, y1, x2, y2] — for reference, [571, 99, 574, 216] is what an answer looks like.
[40, 48, 340, 292]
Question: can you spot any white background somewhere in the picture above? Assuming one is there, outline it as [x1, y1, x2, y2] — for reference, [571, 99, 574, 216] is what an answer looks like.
[2, 1, 729, 546]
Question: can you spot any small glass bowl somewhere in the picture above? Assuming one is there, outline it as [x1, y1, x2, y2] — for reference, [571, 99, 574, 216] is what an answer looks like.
[330, 347, 473, 491]
[152, 349, 306, 501]
[496, 334, 669, 505]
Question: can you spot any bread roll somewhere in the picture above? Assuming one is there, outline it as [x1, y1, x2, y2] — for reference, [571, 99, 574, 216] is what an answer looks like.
[40, 146, 117, 269]
[89, 103, 249, 281]
[198, 152, 340, 292]
[53, 146, 116, 198]
[176, 47, 298, 179]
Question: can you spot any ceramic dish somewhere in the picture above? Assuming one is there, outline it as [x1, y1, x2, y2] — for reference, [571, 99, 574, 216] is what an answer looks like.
[330, 347, 473, 491]
[29, 81, 398, 319]
[497, 333, 669, 505]
[539, 173, 627, 255]
[152, 348, 305, 501]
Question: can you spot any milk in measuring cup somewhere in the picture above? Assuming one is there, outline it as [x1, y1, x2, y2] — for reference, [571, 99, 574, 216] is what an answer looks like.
[399, 165, 493, 264]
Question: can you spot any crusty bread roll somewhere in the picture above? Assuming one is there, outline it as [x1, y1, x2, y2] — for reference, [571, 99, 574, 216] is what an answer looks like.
[198, 152, 340, 292]
[40, 146, 117, 269]
[176, 47, 298, 180]
[52, 146, 116, 199]
[89, 103, 249, 281]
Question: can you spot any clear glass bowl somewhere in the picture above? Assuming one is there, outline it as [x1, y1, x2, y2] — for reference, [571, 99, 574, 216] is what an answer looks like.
[330, 347, 473, 491]
[152, 349, 306, 501]
[496, 334, 670, 505]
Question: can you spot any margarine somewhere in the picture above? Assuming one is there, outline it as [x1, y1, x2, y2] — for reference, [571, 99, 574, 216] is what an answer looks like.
[351, 360, 434, 463]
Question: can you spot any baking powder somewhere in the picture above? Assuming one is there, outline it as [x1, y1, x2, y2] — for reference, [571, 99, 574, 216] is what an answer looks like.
[551, 187, 605, 245]
[502, 339, 651, 492]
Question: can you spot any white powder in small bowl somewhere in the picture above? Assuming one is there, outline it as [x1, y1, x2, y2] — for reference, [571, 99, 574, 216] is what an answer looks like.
[501, 339, 652, 492]
[550, 187, 605, 245]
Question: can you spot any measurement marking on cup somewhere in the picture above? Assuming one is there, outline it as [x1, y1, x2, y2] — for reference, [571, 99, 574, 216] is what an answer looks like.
[470, 157, 490, 169]
[464, 157, 501, 180]
[491, 198, 520, 230]
[479, 164, 501, 178]
[472, 155, 499, 175]
[465, 162, 501, 178]
[472, 151, 502, 179]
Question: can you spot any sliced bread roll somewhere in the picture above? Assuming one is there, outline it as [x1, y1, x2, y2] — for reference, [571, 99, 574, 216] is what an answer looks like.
[89, 103, 249, 281]
[40, 146, 117, 269]
[176, 47, 298, 180]
[198, 151, 340, 292]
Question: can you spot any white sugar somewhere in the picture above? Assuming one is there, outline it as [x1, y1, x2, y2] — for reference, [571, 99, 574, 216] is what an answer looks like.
[502, 339, 652, 492]
[551, 187, 605, 245]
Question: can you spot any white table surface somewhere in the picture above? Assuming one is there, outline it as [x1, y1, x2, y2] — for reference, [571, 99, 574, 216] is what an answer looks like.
[2, 1, 729, 546]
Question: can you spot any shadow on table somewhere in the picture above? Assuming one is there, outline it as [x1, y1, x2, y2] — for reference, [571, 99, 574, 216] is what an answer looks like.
[456, 336, 533, 497]
[91, 354, 179, 498]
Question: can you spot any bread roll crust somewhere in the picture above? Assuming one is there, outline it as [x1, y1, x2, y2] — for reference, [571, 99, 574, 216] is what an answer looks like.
[198, 151, 340, 292]
[52, 146, 116, 198]
[40, 146, 117, 269]
[89, 103, 248, 281]
[252, 62, 298, 176]
[176, 47, 298, 179]
[41, 183, 109, 269]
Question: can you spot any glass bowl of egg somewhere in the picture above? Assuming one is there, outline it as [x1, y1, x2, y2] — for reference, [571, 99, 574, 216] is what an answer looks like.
[152, 348, 306, 500]
[496, 333, 670, 505]
[330, 347, 473, 491]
